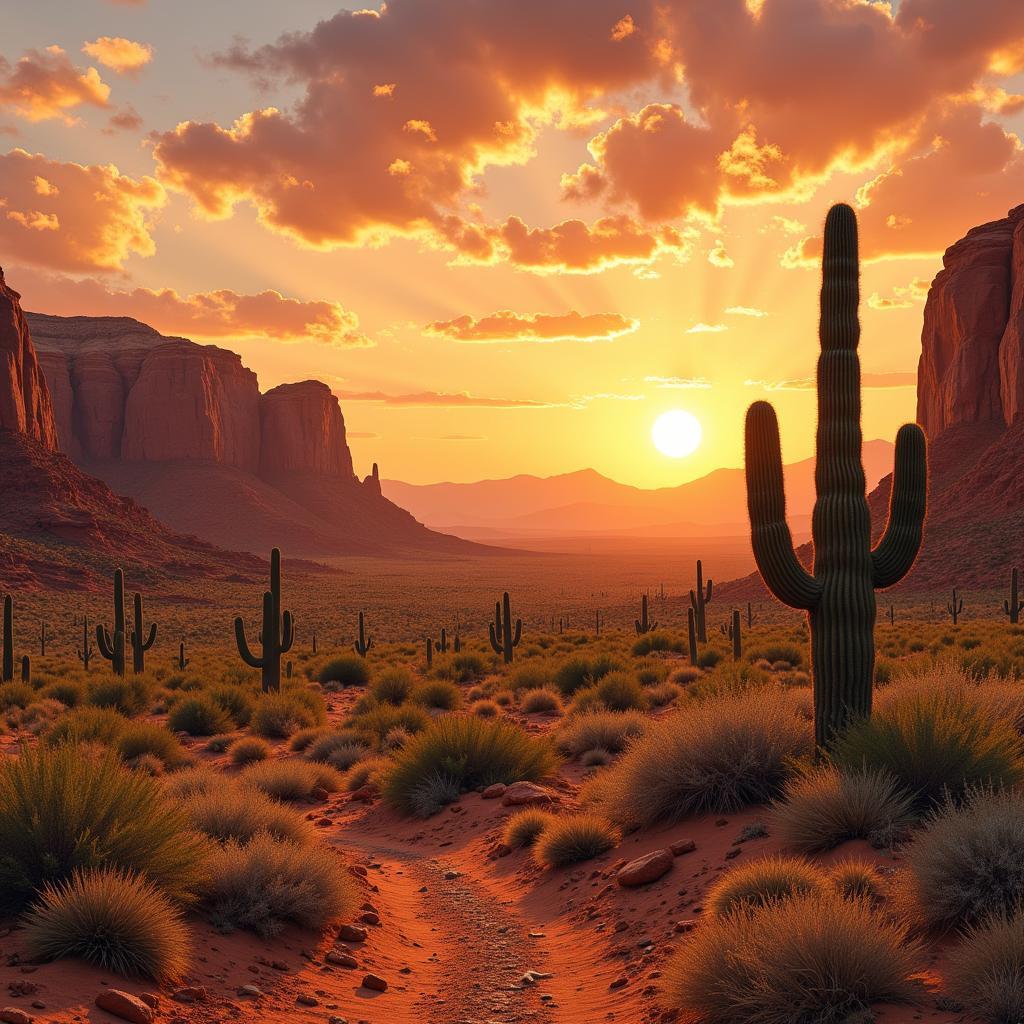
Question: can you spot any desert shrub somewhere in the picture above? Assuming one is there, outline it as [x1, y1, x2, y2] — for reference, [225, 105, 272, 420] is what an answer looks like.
[636, 663, 667, 686]
[367, 667, 414, 706]
[161, 765, 218, 800]
[554, 657, 593, 697]
[705, 855, 827, 916]
[167, 696, 233, 737]
[896, 787, 1024, 929]
[288, 726, 328, 752]
[503, 808, 554, 849]
[834, 686, 1024, 807]
[384, 716, 556, 814]
[250, 692, 321, 738]
[661, 893, 919, 1024]
[521, 688, 562, 714]
[533, 813, 619, 868]
[948, 911, 1024, 1024]
[39, 680, 85, 707]
[305, 729, 366, 765]
[316, 655, 370, 688]
[115, 723, 191, 770]
[631, 632, 683, 656]
[592, 692, 811, 826]
[471, 699, 500, 718]
[351, 702, 431, 744]
[228, 737, 270, 766]
[771, 765, 915, 853]
[580, 747, 612, 768]
[556, 710, 648, 758]
[830, 858, 885, 902]
[205, 684, 254, 727]
[88, 676, 153, 716]
[240, 758, 342, 802]
[592, 671, 646, 712]
[445, 653, 486, 683]
[0, 682, 35, 710]
[205, 734, 232, 753]
[0, 745, 204, 910]
[23, 867, 188, 982]
[566, 685, 603, 715]
[342, 756, 391, 792]
[645, 682, 681, 707]
[697, 649, 722, 669]
[669, 666, 703, 685]
[45, 705, 127, 746]
[383, 726, 412, 749]
[182, 786, 314, 845]
[748, 643, 803, 667]
[407, 770, 462, 817]
[411, 679, 463, 711]
[507, 664, 551, 692]
[203, 833, 356, 938]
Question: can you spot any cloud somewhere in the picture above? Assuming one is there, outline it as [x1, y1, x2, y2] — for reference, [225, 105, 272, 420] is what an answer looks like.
[686, 322, 727, 334]
[708, 240, 734, 268]
[867, 278, 931, 310]
[82, 37, 153, 76]
[424, 309, 638, 343]
[106, 105, 143, 133]
[335, 390, 564, 409]
[644, 375, 712, 389]
[0, 46, 110, 123]
[0, 149, 164, 271]
[725, 305, 768, 317]
[746, 371, 917, 391]
[16, 270, 371, 346]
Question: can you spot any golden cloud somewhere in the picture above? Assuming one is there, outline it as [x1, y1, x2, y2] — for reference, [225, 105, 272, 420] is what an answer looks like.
[82, 37, 154, 75]
[0, 46, 110, 123]
[425, 310, 638, 343]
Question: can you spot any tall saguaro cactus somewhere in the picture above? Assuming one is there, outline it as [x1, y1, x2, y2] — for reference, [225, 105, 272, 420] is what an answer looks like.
[635, 593, 657, 635]
[489, 591, 522, 664]
[744, 203, 927, 749]
[1005, 569, 1023, 623]
[129, 592, 157, 673]
[689, 560, 713, 643]
[234, 547, 294, 693]
[96, 568, 127, 676]
[948, 588, 963, 625]
[2, 595, 13, 682]
[77, 616, 93, 670]
[686, 607, 697, 667]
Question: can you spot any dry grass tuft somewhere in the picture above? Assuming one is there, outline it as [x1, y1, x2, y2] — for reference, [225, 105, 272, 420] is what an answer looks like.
[948, 910, 1024, 1023]
[533, 813, 619, 868]
[705, 855, 827, 917]
[503, 808, 555, 849]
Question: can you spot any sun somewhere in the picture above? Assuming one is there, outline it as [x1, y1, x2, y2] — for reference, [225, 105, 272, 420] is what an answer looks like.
[652, 409, 702, 458]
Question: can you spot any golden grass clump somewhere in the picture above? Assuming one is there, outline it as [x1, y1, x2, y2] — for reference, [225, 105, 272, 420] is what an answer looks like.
[239, 758, 343, 802]
[181, 785, 316, 846]
[555, 710, 647, 759]
[227, 736, 271, 765]
[948, 910, 1024, 1023]
[830, 858, 886, 902]
[502, 808, 555, 849]
[705, 855, 827, 917]
[533, 813, 619, 868]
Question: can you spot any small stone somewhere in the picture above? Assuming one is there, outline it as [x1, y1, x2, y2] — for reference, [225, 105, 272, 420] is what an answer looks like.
[338, 924, 369, 943]
[361, 974, 388, 992]
[0, 1008, 35, 1024]
[609, 976, 629, 990]
[724, 848, 741, 860]
[670, 839, 696, 856]
[325, 951, 358, 969]
[443, 870, 461, 880]
[482, 783, 507, 799]
[94, 990, 154, 1024]
[237, 984, 262, 998]
[172, 986, 207, 1003]
[310, 786, 330, 802]
[674, 919, 697, 933]
[360, 911, 380, 925]
[297, 994, 319, 1006]
[617, 849, 673, 887]
[501, 782, 555, 807]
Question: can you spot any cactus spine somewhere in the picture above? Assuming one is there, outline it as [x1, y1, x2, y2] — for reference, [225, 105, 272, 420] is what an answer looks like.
[96, 568, 127, 676]
[686, 607, 697, 666]
[744, 203, 927, 749]
[1005, 568, 1023, 623]
[948, 588, 963, 625]
[234, 547, 294, 693]
[635, 594, 658, 635]
[77, 617, 93, 670]
[354, 611, 374, 657]
[689, 560, 713, 643]
[489, 592, 522, 664]
[2, 595, 12, 682]
[128, 592, 157, 673]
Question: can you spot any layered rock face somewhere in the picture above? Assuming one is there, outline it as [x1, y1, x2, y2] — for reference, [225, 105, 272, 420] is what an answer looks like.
[917, 204, 1024, 436]
[259, 381, 354, 478]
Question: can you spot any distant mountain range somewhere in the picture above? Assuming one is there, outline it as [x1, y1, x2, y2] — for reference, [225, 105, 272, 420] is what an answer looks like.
[383, 440, 897, 546]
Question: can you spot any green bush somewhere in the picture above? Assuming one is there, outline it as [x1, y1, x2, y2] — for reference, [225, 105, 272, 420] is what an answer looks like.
[167, 696, 233, 737]
[87, 676, 153, 716]
[521, 688, 562, 714]
[412, 679, 462, 711]
[631, 632, 683, 656]
[0, 745, 205, 910]
[45, 706, 128, 746]
[445, 653, 486, 682]
[367, 667, 414, 706]
[533, 813, 619, 868]
[240, 758, 342, 802]
[948, 911, 1024, 1024]
[39, 680, 85, 708]
[23, 866, 189, 982]
[705, 855, 827, 916]
[503, 808, 554, 849]
[556, 710, 647, 758]
[116, 723, 191, 770]
[182, 785, 314, 846]
[205, 684, 254, 727]
[830, 858, 885, 902]
[0, 682, 35, 710]
[350, 702, 431, 744]
[593, 671, 646, 712]
[228, 737, 271, 765]
[554, 657, 592, 697]
[250, 691, 323, 738]
[316, 655, 370, 688]
[748, 643, 803, 667]
[384, 716, 556, 815]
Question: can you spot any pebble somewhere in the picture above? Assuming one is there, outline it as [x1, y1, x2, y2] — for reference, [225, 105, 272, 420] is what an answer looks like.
[94, 991, 154, 1024]
[361, 974, 388, 992]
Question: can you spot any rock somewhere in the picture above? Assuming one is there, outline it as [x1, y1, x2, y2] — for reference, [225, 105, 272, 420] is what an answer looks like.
[259, 380, 354, 478]
[670, 838, 696, 856]
[0, 1008, 35, 1024]
[482, 783, 507, 799]
[171, 986, 207, 1003]
[501, 782, 555, 807]
[237, 984, 262, 997]
[360, 911, 380, 925]
[0, 270, 58, 449]
[338, 924, 368, 943]
[609, 975, 629, 990]
[94, 990, 154, 1024]
[350, 785, 375, 802]
[297, 994, 319, 1006]
[361, 974, 388, 992]
[617, 849, 674, 887]
[325, 950, 358, 968]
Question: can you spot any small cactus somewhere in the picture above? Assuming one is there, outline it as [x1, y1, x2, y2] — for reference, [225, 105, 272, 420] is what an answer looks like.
[729, 609, 741, 660]
[234, 547, 294, 693]
[96, 569, 127, 676]
[635, 593, 658, 635]
[888, 604, 895, 626]
[435, 628, 448, 654]
[425, 636, 433, 668]
[2, 595, 13, 682]
[746, 601, 757, 628]
[77, 617, 93, 670]
[948, 588, 964, 625]
[286, 660, 293, 679]
[488, 592, 522, 664]
[354, 610, 374, 657]
[128, 592, 157, 673]
[176, 638, 190, 671]
[1005, 568, 1023, 623]
[39, 620, 52, 657]
[312, 629, 318, 655]
[595, 609, 602, 636]
[20, 654, 29, 683]
[689, 560, 713, 643]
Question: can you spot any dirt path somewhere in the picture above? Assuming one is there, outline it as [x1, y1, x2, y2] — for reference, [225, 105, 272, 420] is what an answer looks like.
[337, 836, 558, 1024]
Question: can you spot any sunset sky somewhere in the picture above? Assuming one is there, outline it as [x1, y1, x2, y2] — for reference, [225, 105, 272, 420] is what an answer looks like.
[3, 0, 1023, 486]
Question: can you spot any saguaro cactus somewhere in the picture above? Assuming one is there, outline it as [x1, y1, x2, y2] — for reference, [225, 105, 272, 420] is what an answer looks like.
[635, 594, 658, 635]
[2, 595, 13, 682]
[744, 203, 927, 749]
[948, 588, 964, 625]
[96, 569, 127, 676]
[234, 547, 294, 693]
[435, 628, 448, 654]
[354, 611, 374, 657]
[425, 636, 433, 668]
[489, 591, 522, 664]
[747, 602, 757, 628]
[20, 655, 29, 683]
[129, 592, 157, 673]
[39, 620, 52, 657]
[1005, 569, 1023, 623]
[77, 616, 93, 670]
[729, 609, 741, 660]
[595, 609, 602, 636]
[689, 560, 713, 643]
[686, 607, 697, 667]
[176, 638, 190, 671]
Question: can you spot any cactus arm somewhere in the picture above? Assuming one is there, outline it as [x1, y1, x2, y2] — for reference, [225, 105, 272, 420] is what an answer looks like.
[141, 622, 157, 652]
[234, 613, 264, 669]
[634, 619, 642, 634]
[96, 625, 114, 660]
[281, 610, 294, 654]
[744, 401, 821, 610]
[488, 621, 501, 655]
[871, 423, 927, 588]
[512, 618, 522, 647]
